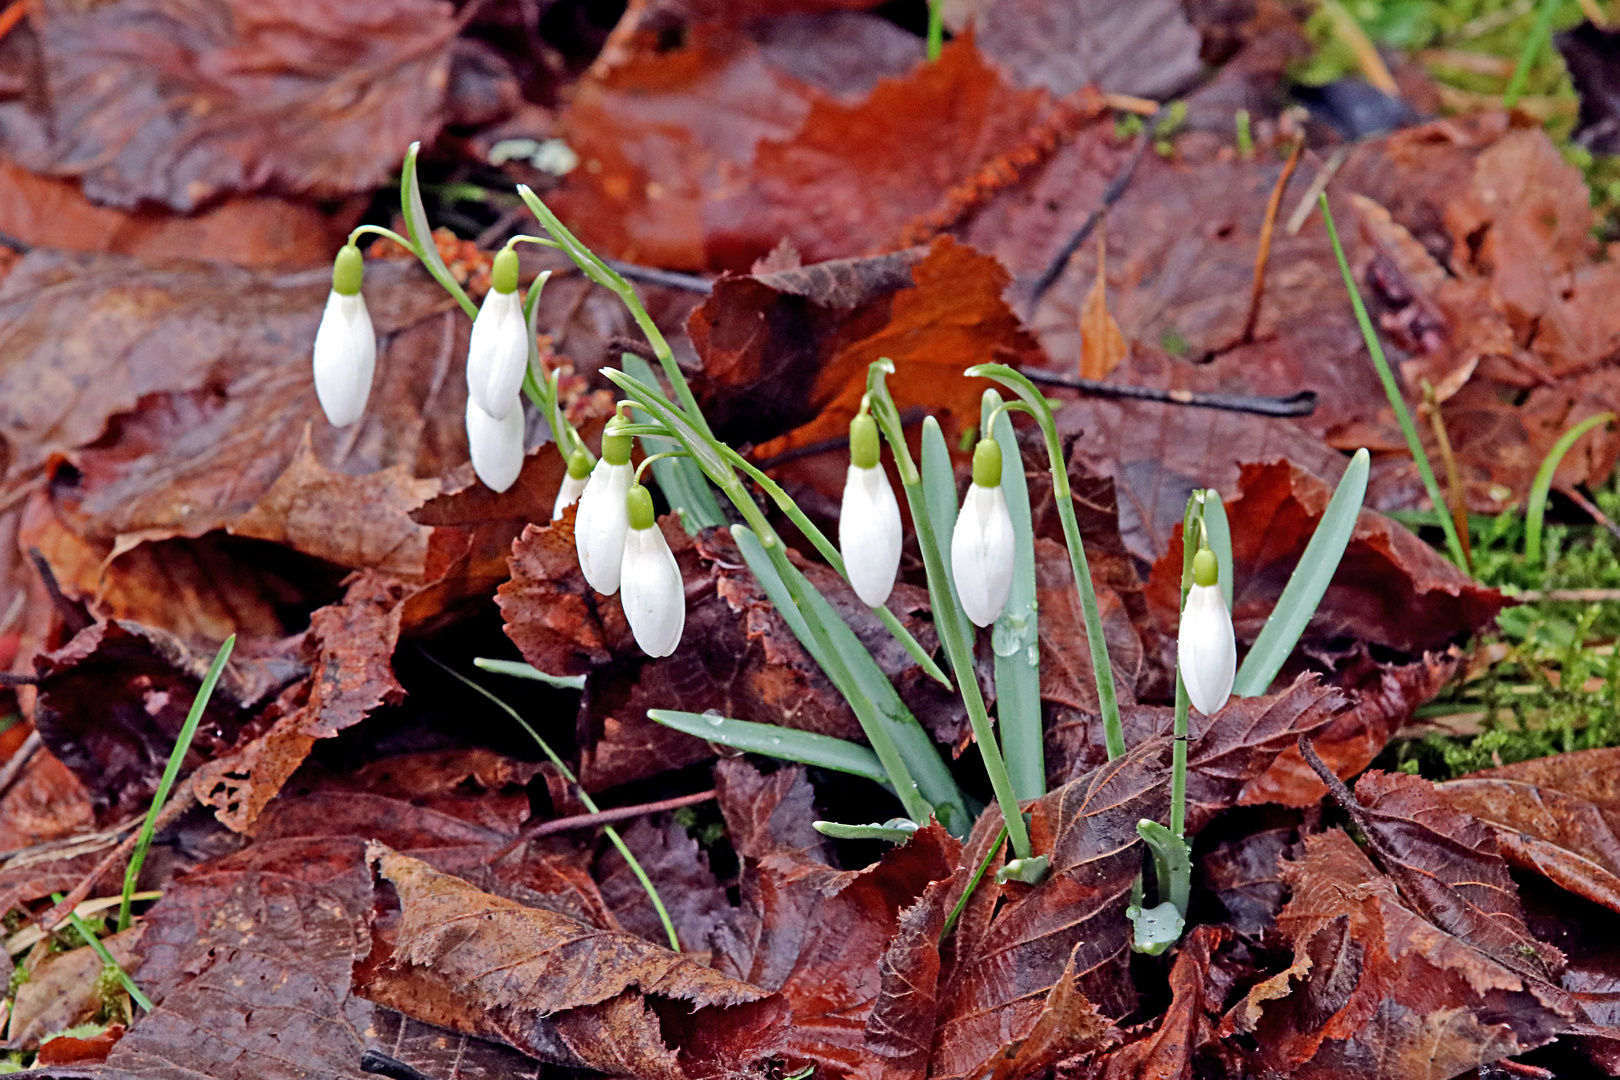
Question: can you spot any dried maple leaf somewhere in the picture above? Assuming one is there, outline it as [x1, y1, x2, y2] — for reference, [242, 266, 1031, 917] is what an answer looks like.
[0, 0, 497, 212]
[1227, 829, 1580, 1079]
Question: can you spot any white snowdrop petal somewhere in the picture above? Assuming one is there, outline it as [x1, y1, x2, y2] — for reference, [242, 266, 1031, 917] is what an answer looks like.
[1177, 584, 1236, 715]
[312, 290, 375, 428]
[621, 525, 685, 657]
[465, 397, 525, 493]
[466, 289, 528, 421]
[575, 460, 633, 594]
[951, 483, 1015, 627]
[839, 464, 903, 607]
[552, 471, 589, 520]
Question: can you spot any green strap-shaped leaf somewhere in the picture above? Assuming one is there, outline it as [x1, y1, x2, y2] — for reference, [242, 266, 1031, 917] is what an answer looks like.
[473, 657, 586, 690]
[983, 392, 1043, 800]
[812, 819, 919, 842]
[1526, 411, 1615, 565]
[619, 353, 727, 532]
[649, 710, 891, 785]
[1232, 448, 1370, 697]
[1202, 493, 1234, 611]
[731, 525, 973, 835]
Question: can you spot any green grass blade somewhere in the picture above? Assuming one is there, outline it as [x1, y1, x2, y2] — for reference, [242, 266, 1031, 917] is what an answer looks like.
[1526, 412, 1616, 565]
[649, 710, 891, 784]
[1202, 494, 1234, 611]
[58, 902, 152, 1013]
[620, 353, 726, 532]
[473, 657, 586, 690]
[1233, 448, 1369, 697]
[118, 635, 235, 932]
[1503, 0, 1565, 109]
[1320, 194, 1467, 570]
[731, 525, 972, 835]
[983, 392, 1043, 800]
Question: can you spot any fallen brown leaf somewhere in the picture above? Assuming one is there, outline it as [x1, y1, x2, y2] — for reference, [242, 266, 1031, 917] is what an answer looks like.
[1100, 926, 1229, 1080]
[9, 928, 142, 1048]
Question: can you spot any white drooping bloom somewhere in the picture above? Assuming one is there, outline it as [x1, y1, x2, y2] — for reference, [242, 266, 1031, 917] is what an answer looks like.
[952, 439, 1016, 627]
[311, 245, 375, 428]
[465, 396, 525, 493]
[1178, 549, 1236, 715]
[466, 286, 528, 421]
[620, 485, 685, 657]
[575, 420, 634, 594]
[552, 451, 592, 520]
[840, 467, 902, 607]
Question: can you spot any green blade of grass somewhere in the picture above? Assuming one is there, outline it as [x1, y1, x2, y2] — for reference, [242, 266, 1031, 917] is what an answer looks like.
[649, 710, 891, 784]
[1526, 412, 1616, 565]
[473, 657, 586, 690]
[56, 900, 152, 1014]
[118, 635, 234, 933]
[1503, 0, 1565, 109]
[984, 391, 1043, 800]
[1232, 448, 1370, 697]
[1320, 194, 1467, 571]
[730, 525, 973, 835]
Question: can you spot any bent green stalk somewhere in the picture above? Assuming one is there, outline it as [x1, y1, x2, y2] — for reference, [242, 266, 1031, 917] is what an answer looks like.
[1526, 412, 1616, 565]
[866, 361, 1034, 863]
[967, 364, 1125, 759]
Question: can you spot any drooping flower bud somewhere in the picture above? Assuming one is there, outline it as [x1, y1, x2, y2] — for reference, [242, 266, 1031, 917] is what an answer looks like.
[466, 247, 528, 421]
[575, 418, 634, 594]
[1178, 548, 1235, 715]
[620, 483, 685, 656]
[839, 413, 902, 607]
[465, 396, 525, 493]
[552, 449, 592, 520]
[312, 244, 375, 427]
[952, 438, 1015, 627]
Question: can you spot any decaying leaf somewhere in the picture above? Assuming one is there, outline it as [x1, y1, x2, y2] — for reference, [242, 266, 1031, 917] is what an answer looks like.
[1079, 235, 1127, 380]
[1099, 926, 1230, 1080]
[9, 926, 143, 1048]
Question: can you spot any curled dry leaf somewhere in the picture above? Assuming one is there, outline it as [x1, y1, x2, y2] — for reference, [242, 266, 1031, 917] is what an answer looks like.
[370, 843, 768, 1066]
[193, 570, 408, 832]
[1227, 830, 1579, 1079]
[1099, 925, 1230, 1080]
[1439, 747, 1620, 916]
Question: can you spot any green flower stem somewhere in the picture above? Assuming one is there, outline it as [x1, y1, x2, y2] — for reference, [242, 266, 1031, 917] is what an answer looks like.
[1319, 193, 1469, 570]
[720, 445, 954, 690]
[425, 654, 683, 952]
[926, 0, 944, 59]
[516, 185, 711, 436]
[866, 362, 1033, 862]
[119, 636, 234, 932]
[401, 142, 479, 321]
[1171, 495, 1204, 842]
[968, 364, 1125, 759]
[346, 224, 416, 255]
[602, 368, 936, 826]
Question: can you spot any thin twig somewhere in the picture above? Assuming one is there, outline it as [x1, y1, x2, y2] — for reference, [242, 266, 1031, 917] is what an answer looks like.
[1559, 482, 1620, 545]
[1025, 115, 1158, 316]
[1241, 135, 1305, 344]
[0, 729, 41, 803]
[1020, 370, 1319, 416]
[1516, 588, 1620, 602]
[486, 789, 718, 863]
[1286, 147, 1349, 236]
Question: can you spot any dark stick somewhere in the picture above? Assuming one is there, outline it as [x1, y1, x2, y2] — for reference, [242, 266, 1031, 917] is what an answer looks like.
[360, 1050, 439, 1080]
[484, 789, 718, 863]
[1024, 114, 1158, 317]
[1019, 369, 1318, 417]
[28, 548, 92, 634]
[0, 730, 40, 803]
[603, 258, 714, 295]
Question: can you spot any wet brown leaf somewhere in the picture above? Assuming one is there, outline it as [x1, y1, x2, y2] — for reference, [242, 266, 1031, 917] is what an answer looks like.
[984, 944, 1110, 1080]
[596, 815, 730, 954]
[9, 928, 143, 1048]
[1309, 755, 1565, 984]
[1227, 829, 1579, 1079]
[1100, 926, 1228, 1080]
[0, 0, 491, 212]
[1438, 748, 1620, 916]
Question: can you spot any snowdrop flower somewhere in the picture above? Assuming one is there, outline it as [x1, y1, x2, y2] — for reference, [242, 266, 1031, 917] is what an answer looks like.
[552, 449, 592, 520]
[839, 412, 902, 606]
[575, 418, 634, 594]
[952, 438, 1015, 627]
[1178, 548, 1235, 715]
[311, 244, 375, 427]
[466, 396, 525, 493]
[620, 483, 684, 656]
[466, 247, 528, 420]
